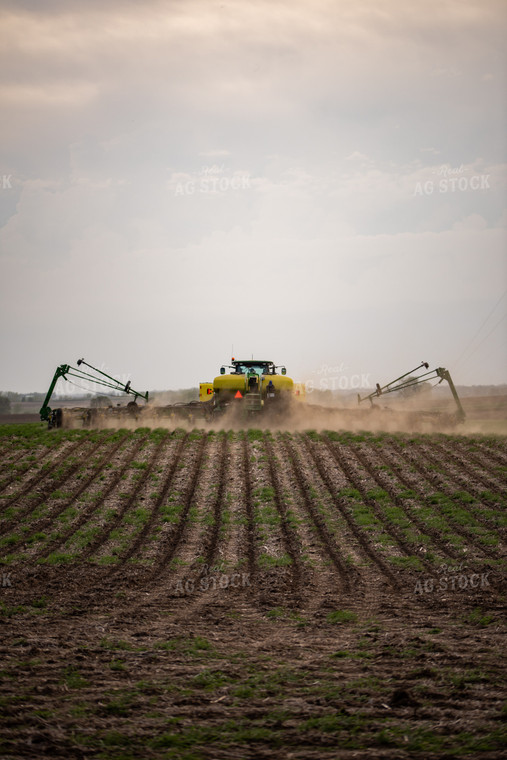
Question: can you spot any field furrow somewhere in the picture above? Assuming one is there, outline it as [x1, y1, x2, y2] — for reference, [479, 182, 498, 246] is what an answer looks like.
[86, 432, 170, 558]
[106, 432, 192, 577]
[0, 435, 117, 540]
[0, 447, 51, 492]
[386, 440, 503, 560]
[0, 433, 132, 560]
[31, 434, 148, 563]
[241, 433, 257, 577]
[162, 433, 250, 623]
[300, 433, 400, 587]
[476, 439, 507, 467]
[141, 432, 208, 585]
[323, 434, 438, 575]
[263, 433, 304, 600]
[0, 437, 88, 516]
[200, 432, 229, 570]
[430, 439, 507, 498]
[280, 433, 352, 592]
[360, 443, 464, 561]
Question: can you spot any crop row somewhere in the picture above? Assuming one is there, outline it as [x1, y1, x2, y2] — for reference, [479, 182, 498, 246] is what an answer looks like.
[0, 427, 504, 606]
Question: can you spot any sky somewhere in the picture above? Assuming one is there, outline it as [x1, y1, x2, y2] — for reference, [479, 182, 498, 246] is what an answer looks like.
[0, 0, 506, 395]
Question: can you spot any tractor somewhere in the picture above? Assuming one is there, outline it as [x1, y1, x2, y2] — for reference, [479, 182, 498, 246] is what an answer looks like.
[199, 358, 295, 417]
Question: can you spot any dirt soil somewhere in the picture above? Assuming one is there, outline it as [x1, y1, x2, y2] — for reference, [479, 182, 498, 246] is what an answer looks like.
[0, 426, 505, 759]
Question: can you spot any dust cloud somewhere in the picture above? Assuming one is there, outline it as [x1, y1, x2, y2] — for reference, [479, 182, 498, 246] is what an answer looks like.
[57, 393, 507, 436]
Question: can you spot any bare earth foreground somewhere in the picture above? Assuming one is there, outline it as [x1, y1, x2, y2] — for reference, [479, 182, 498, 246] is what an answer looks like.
[0, 422, 505, 759]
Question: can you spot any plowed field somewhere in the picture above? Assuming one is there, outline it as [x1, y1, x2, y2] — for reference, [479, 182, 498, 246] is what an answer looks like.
[0, 424, 506, 759]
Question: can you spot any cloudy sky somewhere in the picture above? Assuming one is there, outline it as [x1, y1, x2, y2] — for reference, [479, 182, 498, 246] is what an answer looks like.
[0, 0, 506, 395]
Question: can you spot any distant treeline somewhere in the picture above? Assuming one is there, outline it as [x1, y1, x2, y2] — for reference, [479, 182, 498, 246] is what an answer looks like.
[1, 388, 199, 410]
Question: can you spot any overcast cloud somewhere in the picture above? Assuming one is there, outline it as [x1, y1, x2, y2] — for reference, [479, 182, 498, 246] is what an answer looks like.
[0, 0, 506, 393]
